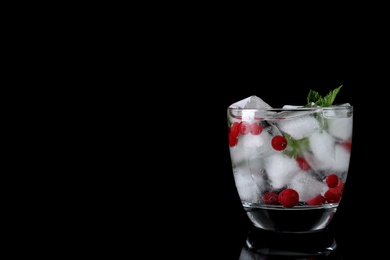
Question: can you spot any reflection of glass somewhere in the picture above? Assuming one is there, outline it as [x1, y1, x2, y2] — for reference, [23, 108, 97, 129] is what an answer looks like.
[227, 105, 353, 233]
[240, 228, 342, 259]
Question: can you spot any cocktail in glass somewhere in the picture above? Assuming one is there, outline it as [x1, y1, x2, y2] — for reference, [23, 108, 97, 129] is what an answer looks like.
[227, 90, 353, 255]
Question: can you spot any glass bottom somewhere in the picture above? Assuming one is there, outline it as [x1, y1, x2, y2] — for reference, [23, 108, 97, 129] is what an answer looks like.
[243, 227, 339, 258]
[244, 202, 337, 233]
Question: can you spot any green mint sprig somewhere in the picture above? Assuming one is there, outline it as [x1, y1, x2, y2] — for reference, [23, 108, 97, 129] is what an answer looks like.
[282, 133, 310, 157]
[306, 85, 343, 107]
[282, 85, 343, 158]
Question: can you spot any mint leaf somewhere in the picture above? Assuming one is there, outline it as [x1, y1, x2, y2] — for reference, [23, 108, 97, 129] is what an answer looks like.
[307, 85, 343, 107]
[282, 133, 310, 157]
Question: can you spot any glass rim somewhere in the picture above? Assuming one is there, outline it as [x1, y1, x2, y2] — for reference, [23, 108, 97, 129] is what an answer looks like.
[227, 105, 353, 111]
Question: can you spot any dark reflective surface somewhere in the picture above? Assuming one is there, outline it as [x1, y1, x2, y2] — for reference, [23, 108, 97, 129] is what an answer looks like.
[240, 244, 343, 260]
[240, 227, 341, 259]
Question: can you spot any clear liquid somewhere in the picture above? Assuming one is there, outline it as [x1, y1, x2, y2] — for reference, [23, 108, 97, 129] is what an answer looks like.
[243, 202, 338, 233]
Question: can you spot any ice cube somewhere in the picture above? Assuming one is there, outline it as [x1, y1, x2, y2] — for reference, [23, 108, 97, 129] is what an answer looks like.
[278, 114, 321, 139]
[309, 131, 336, 170]
[327, 117, 353, 140]
[240, 135, 264, 151]
[309, 132, 351, 176]
[264, 153, 300, 189]
[233, 163, 266, 203]
[229, 95, 272, 109]
[289, 171, 328, 201]
[331, 143, 351, 174]
[228, 96, 274, 121]
[229, 131, 273, 164]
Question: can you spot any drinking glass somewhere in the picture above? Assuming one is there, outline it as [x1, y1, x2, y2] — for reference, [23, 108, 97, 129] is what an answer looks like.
[227, 101, 353, 254]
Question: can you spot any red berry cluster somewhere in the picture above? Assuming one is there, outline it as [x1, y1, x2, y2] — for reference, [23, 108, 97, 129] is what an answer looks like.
[262, 174, 345, 208]
[229, 121, 263, 147]
[308, 174, 344, 205]
[229, 121, 287, 151]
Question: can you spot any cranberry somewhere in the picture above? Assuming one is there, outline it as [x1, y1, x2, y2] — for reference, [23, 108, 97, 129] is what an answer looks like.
[296, 157, 310, 170]
[278, 188, 299, 208]
[326, 174, 339, 188]
[239, 121, 250, 135]
[306, 194, 326, 205]
[271, 135, 288, 151]
[262, 191, 279, 205]
[229, 122, 240, 147]
[250, 123, 263, 135]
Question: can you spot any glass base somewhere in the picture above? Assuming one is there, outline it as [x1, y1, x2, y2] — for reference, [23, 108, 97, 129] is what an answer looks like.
[243, 227, 339, 258]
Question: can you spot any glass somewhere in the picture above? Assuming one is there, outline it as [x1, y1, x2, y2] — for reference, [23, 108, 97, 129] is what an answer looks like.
[227, 104, 353, 254]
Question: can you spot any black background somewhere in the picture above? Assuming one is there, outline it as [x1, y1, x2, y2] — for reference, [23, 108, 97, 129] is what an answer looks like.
[124, 60, 384, 259]
[166, 72, 366, 259]
[56, 13, 389, 259]
[62, 51, 386, 260]
[148, 57, 387, 259]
